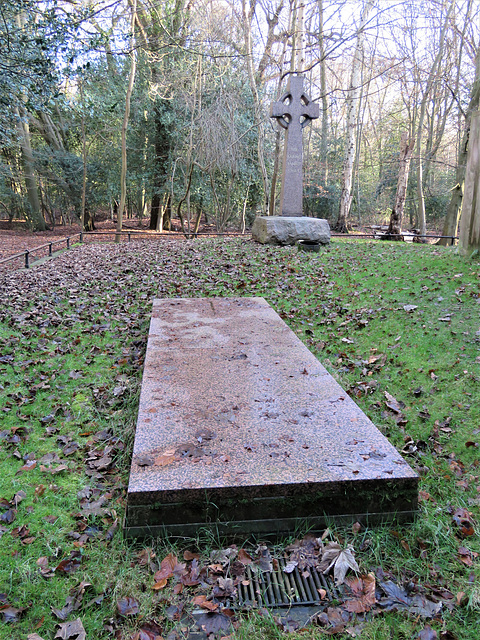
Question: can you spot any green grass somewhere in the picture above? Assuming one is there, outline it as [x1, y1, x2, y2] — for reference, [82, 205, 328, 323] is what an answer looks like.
[0, 238, 479, 639]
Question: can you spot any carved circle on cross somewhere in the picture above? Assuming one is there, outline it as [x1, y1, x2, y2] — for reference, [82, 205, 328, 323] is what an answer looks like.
[270, 76, 319, 131]
[274, 93, 292, 129]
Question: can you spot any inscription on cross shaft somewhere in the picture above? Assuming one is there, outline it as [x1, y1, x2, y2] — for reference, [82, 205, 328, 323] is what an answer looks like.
[270, 74, 319, 217]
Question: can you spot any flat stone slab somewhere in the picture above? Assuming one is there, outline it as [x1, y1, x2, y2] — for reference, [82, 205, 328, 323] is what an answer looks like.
[252, 216, 331, 246]
[125, 298, 417, 539]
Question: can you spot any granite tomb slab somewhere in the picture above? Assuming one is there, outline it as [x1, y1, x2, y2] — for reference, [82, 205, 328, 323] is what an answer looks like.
[125, 297, 418, 539]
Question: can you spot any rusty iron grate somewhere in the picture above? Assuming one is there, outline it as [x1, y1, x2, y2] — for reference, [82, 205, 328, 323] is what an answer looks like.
[237, 558, 338, 608]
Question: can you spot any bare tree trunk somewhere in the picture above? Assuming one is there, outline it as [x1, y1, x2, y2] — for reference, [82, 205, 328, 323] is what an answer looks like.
[2, 150, 20, 222]
[241, 185, 249, 233]
[458, 110, 480, 256]
[150, 192, 161, 230]
[163, 194, 172, 231]
[116, 0, 137, 243]
[269, 129, 282, 216]
[177, 56, 201, 233]
[78, 78, 88, 231]
[209, 173, 223, 231]
[294, 0, 305, 71]
[353, 73, 371, 223]
[422, 86, 454, 189]
[268, 3, 289, 216]
[415, 0, 454, 242]
[334, 0, 374, 233]
[242, 0, 268, 215]
[318, 0, 329, 184]
[14, 9, 45, 231]
[193, 204, 203, 235]
[15, 106, 46, 231]
[385, 133, 415, 240]
[177, 164, 194, 235]
[439, 46, 480, 245]
[137, 108, 149, 226]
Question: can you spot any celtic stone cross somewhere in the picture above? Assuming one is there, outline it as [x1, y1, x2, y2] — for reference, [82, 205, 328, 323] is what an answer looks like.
[270, 74, 319, 217]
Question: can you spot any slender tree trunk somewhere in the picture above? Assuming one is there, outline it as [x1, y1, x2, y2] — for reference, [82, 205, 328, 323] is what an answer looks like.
[334, 0, 374, 233]
[295, 0, 305, 71]
[385, 133, 416, 240]
[242, 0, 268, 215]
[149, 99, 173, 229]
[415, 0, 454, 242]
[268, 4, 289, 216]
[138, 108, 149, 225]
[241, 185, 249, 233]
[458, 110, 480, 256]
[79, 78, 88, 231]
[2, 150, 19, 221]
[318, 0, 328, 184]
[15, 106, 46, 231]
[116, 0, 137, 243]
[439, 47, 480, 245]
[269, 130, 282, 216]
[13, 9, 46, 230]
[432, 0, 472, 239]
[193, 204, 203, 235]
[176, 164, 194, 234]
[209, 173, 223, 231]
[163, 193, 172, 231]
[156, 193, 166, 232]
[177, 56, 200, 232]
[353, 73, 371, 223]
[150, 192, 160, 230]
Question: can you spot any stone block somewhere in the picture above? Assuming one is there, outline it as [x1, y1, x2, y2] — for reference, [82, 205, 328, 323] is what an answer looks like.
[125, 298, 417, 539]
[252, 216, 331, 246]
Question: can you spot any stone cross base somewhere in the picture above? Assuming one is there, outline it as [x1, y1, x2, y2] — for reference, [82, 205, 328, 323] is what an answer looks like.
[124, 298, 417, 539]
[252, 216, 331, 246]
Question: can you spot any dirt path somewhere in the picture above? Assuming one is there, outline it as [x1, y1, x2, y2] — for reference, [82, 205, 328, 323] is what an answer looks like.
[0, 219, 149, 270]
[0, 222, 84, 259]
[0, 217, 246, 271]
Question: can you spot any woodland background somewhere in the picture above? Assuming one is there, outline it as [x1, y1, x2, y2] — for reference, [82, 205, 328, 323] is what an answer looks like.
[2, 0, 480, 241]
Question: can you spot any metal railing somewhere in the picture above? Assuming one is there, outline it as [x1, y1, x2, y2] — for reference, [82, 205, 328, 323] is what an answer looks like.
[0, 228, 459, 271]
[0, 229, 250, 270]
[331, 232, 458, 245]
[0, 233, 83, 269]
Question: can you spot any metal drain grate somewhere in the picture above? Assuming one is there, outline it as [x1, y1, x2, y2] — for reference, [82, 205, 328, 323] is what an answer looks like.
[237, 558, 338, 608]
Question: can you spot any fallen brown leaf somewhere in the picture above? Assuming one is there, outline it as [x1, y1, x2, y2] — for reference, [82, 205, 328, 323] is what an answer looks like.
[51, 581, 92, 620]
[55, 550, 82, 574]
[319, 543, 359, 585]
[117, 596, 140, 616]
[384, 391, 403, 414]
[152, 577, 168, 590]
[54, 619, 86, 640]
[417, 625, 438, 640]
[0, 604, 27, 623]
[154, 553, 184, 583]
[450, 507, 475, 538]
[132, 620, 165, 640]
[195, 611, 232, 635]
[315, 605, 351, 634]
[344, 573, 376, 613]
[457, 546, 477, 567]
[193, 595, 219, 611]
[238, 548, 253, 565]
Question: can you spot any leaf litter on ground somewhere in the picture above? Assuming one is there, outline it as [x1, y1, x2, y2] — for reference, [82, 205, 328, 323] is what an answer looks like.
[1, 238, 480, 638]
